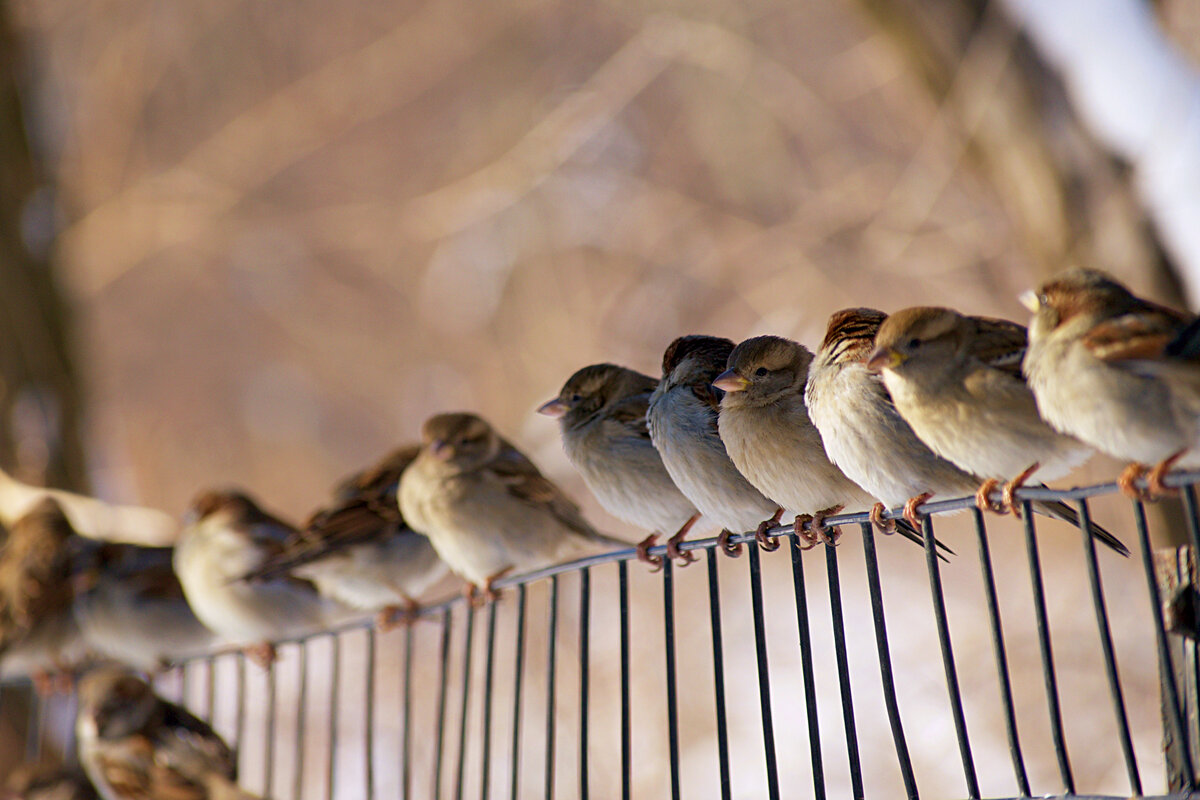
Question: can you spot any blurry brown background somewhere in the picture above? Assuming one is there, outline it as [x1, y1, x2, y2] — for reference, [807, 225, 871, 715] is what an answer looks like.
[4, 0, 1200, 796]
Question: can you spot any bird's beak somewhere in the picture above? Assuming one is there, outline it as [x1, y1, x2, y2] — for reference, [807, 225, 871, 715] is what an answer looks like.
[1018, 289, 1040, 313]
[537, 398, 567, 418]
[865, 346, 904, 372]
[430, 439, 452, 460]
[712, 369, 748, 392]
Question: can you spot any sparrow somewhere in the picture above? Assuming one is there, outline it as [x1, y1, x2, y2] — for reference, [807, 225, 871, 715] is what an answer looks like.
[0, 498, 90, 693]
[0, 467, 178, 547]
[4, 764, 97, 800]
[241, 445, 447, 629]
[866, 306, 1128, 554]
[807, 308, 984, 531]
[1023, 267, 1200, 498]
[714, 333, 947, 554]
[647, 336, 779, 556]
[173, 489, 354, 666]
[72, 542, 217, 672]
[75, 667, 261, 800]
[398, 412, 628, 602]
[538, 363, 700, 567]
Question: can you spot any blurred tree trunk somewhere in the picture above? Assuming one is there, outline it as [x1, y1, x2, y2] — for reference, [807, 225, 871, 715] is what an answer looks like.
[0, 0, 88, 777]
[852, 0, 1190, 546]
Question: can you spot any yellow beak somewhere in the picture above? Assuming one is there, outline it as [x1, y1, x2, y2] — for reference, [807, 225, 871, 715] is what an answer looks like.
[712, 369, 749, 392]
[1018, 289, 1040, 313]
[865, 346, 903, 372]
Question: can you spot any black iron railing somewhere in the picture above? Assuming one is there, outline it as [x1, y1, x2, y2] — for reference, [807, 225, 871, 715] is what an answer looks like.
[11, 474, 1200, 799]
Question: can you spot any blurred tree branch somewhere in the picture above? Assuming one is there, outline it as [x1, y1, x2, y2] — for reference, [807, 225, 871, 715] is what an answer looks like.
[0, 0, 88, 776]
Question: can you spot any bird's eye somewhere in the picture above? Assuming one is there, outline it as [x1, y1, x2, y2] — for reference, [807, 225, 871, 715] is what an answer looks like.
[570, 394, 582, 404]
[1038, 293, 1049, 307]
[754, 367, 768, 377]
[907, 338, 920, 349]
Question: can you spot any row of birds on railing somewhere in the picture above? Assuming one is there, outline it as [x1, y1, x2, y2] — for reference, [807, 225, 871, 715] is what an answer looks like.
[2, 266, 1196, 798]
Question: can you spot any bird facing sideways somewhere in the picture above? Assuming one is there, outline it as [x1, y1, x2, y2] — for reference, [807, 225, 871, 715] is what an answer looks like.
[76, 667, 261, 800]
[399, 412, 628, 603]
[647, 335, 779, 557]
[807, 308, 983, 530]
[714, 333, 950, 555]
[1023, 267, 1200, 498]
[173, 489, 354, 666]
[538, 363, 700, 568]
[241, 445, 447, 629]
[72, 541, 217, 672]
[866, 305, 1128, 555]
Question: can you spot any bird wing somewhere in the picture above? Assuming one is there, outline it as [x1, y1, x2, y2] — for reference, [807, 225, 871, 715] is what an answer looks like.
[969, 316, 1029, 379]
[1082, 305, 1193, 366]
[488, 442, 599, 540]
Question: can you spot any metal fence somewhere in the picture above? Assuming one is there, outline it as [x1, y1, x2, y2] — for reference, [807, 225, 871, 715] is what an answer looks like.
[14, 475, 1200, 799]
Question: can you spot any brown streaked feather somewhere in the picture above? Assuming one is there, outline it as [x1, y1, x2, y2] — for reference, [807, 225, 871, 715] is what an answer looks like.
[1084, 308, 1192, 364]
[969, 316, 1028, 377]
[0, 499, 76, 652]
[488, 443, 597, 539]
[691, 382, 723, 415]
[660, 335, 735, 378]
[605, 393, 652, 440]
[821, 308, 887, 356]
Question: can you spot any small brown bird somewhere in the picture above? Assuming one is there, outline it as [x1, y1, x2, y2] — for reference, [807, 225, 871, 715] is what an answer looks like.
[72, 542, 217, 672]
[538, 363, 700, 567]
[173, 490, 354, 666]
[0, 498, 89, 693]
[647, 336, 779, 556]
[398, 412, 627, 602]
[242, 445, 447, 628]
[807, 309, 982, 530]
[76, 667, 260, 800]
[1023, 267, 1200, 498]
[714, 333, 947, 554]
[866, 306, 1128, 554]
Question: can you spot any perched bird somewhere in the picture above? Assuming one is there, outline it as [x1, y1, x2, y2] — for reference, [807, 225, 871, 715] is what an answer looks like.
[866, 306, 1128, 554]
[173, 490, 354, 666]
[398, 412, 627, 602]
[72, 542, 217, 672]
[714, 333, 946, 554]
[76, 667, 260, 800]
[647, 336, 779, 556]
[0, 467, 178, 547]
[3, 764, 97, 800]
[538, 363, 700, 567]
[241, 445, 447, 628]
[807, 309, 987, 530]
[0, 498, 90, 693]
[1023, 268, 1200, 498]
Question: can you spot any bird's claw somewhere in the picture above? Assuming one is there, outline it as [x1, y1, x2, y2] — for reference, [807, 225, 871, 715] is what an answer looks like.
[974, 478, 1005, 514]
[870, 502, 897, 535]
[1148, 450, 1186, 499]
[1003, 462, 1040, 517]
[376, 598, 421, 630]
[665, 534, 697, 566]
[717, 529, 742, 557]
[1118, 463, 1152, 502]
[811, 505, 843, 546]
[755, 519, 781, 551]
[903, 492, 934, 530]
[636, 534, 665, 572]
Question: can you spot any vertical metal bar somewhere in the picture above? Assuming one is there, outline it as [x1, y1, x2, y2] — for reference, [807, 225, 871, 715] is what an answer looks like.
[295, 642, 309, 800]
[545, 575, 560, 800]
[328, 634, 342, 800]
[1134, 499, 1195, 784]
[789, 535, 827, 800]
[1022, 501, 1075, 794]
[24, 689, 41, 764]
[923, 515, 979, 798]
[365, 628, 377, 800]
[747, 544, 781, 800]
[579, 566, 591, 800]
[265, 656, 277, 796]
[181, 662, 193, 709]
[1076, 499, 1142, 794]
[826, 541, 864, 799]
[455, 606, 477, 800]
[509, 584, 528, 800]
[402, 622, 414, 800]
[663, 558, 681, 800]
[618, 561, 631, 800]
[1182, 485, 1200, 556]
[859, 523, 916, 799]
[236, 654, 247, 756]
[706, 550, 733, 800]
[968, 509, 1029, 797]
[480, 600, 499, 800]
[433, 606, 454, 800]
